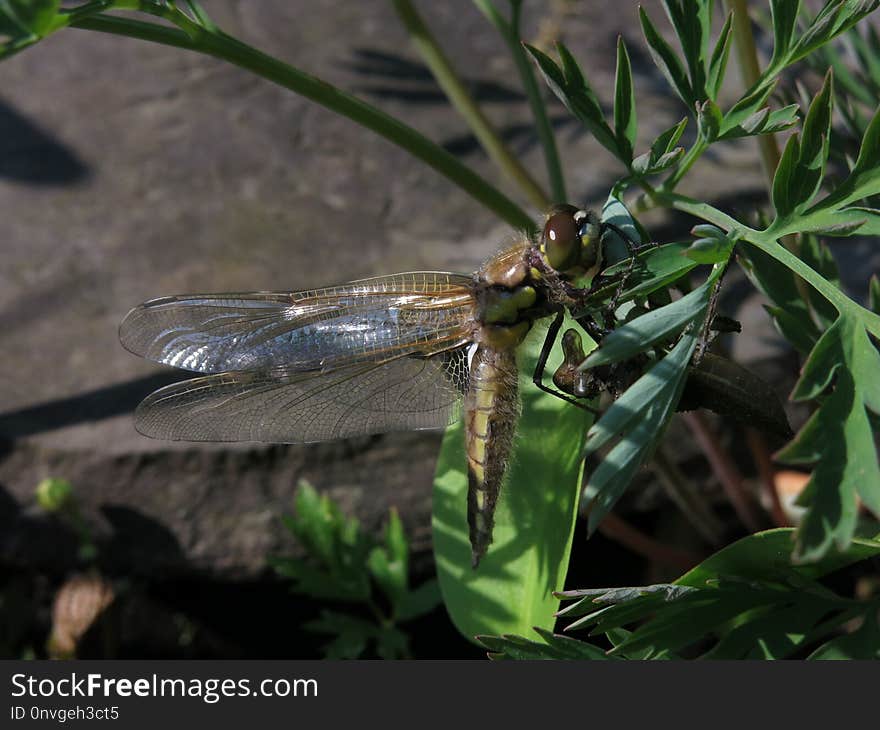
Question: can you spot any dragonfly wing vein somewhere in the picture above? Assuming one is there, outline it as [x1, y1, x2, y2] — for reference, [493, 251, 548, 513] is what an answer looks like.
[134, 348, 470, 443]
[119, 273, 475, 374]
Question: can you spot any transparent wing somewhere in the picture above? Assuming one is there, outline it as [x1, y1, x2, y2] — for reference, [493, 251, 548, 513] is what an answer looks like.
[134, 348, 471, 443]
[119, 272, 475, 373]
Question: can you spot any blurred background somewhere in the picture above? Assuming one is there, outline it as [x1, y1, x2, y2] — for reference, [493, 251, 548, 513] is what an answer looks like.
[1, 0, 874, 658]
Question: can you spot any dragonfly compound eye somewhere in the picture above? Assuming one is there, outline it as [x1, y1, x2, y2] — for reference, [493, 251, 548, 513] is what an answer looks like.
[576, 210, 602, 272]
[541, 208, 580, 271]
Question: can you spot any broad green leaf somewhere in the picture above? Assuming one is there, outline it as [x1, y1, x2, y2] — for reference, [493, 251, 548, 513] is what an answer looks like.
[432, 314, 592, 642]
[639, 6, 693, 107]
[613, 36, 636, 161]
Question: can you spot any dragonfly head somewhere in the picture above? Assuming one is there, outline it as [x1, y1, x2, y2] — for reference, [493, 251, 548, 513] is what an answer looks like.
[540, 205, 602, 275]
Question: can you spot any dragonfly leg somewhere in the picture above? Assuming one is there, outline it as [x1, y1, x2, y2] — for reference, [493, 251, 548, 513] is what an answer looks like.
[532, 310, 600, 415]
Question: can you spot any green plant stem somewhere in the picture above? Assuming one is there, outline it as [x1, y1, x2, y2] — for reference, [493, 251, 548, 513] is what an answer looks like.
[725, 0, 782, 185]
[653, 191, 880, 337]
[474, 0, 567, 203]
[67, 5, 536, 232]
[724, 0, 812, 307]
[659, 138, 708, 192]
[392, 0, 550, 210]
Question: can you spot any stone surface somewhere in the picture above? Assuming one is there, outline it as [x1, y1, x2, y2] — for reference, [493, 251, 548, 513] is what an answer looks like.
[4, 0, 864, 580]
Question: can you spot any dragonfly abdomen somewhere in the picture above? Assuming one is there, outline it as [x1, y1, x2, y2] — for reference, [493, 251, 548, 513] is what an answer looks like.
[464, 344, 519, 568]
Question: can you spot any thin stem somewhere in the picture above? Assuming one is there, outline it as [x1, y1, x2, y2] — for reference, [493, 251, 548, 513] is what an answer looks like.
[651, 190, 880, 337]
[724, 0, 811, 311]
[69, 7, 537, 232]
[745, 428, 791, 528]
[392, 0, 550, 210]
[474, 0, 567, 203]
[725, 0, 782, 185]
[651, 447, 725, 546]
[682, 412, 764, 533]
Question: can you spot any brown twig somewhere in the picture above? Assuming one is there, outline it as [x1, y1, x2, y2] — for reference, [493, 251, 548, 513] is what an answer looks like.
[597, 513, 702, 573]
[746, 428, 792, 528]
[651, 447, 726, 546]
[682, 411, 763, 533]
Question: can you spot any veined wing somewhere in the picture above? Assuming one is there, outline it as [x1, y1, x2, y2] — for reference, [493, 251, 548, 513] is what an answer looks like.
[134, 348, 470, 443]
[119, 272, 475, 374]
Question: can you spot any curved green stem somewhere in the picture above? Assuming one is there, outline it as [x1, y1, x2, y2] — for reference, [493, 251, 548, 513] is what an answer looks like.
[392, 0, 549, 210]
[64, 3, 536, 232]
[474, 0, 567, 203]
[654, 191, 880, 337]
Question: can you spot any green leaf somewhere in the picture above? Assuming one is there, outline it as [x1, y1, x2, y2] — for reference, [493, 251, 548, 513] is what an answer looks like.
[395, 579, 442, 622]
[613, 36, 636, 161]
[684, 224, 736, 263]
[478, 627, 612, 660]
[788, 0, 880, 66]
[707, 10, 733, 100]
[0, 0, 59, 38]
[432, 313, 592, 642]
[719, 103, 799, 140]
[696, 98, 722, 142]
[582, 330, 698, 535]
[808, 609, 880, 659]
[718, 82, 776, 137]
[556, 530, 880, 656]
[776, 315, 880, 561]
[589, 241, 698, 303]
[662, 0, 712, 102]
[639, 6, 693, 107]
[579, 273, 715, 369]
[771, 70, 834, 222]
[525, 43, 621, 161]
[769, 0, 802, 69]
[772, 131, 803, 219]
[869, 274, 880, 314]
[632, 117, 688, 175]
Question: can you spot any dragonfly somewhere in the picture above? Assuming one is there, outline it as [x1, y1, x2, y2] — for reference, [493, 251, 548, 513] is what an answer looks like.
[120, 205, 643, 567]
